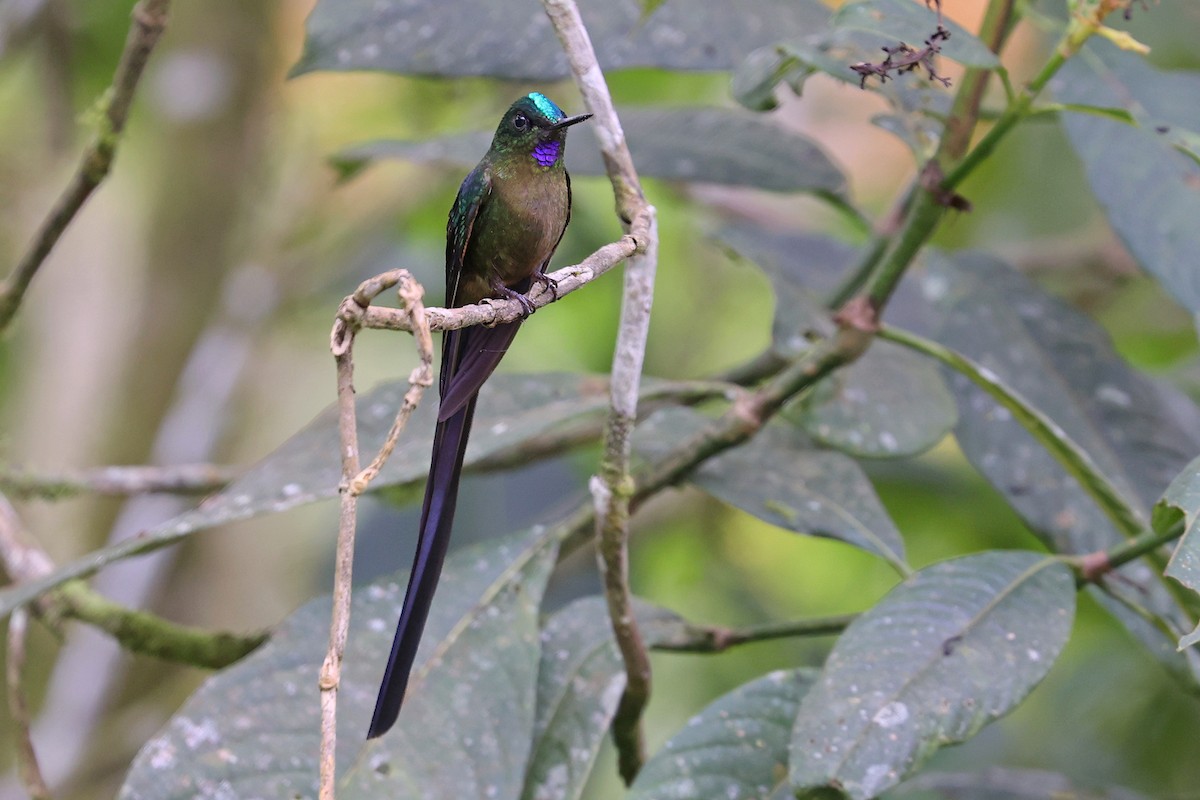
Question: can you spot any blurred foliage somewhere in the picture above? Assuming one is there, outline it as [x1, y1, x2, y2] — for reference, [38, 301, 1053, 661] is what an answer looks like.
[0, 0, 1199, 799]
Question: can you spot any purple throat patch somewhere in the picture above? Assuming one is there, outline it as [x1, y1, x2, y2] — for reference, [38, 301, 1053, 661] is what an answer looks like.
[532, 140, 561, 167]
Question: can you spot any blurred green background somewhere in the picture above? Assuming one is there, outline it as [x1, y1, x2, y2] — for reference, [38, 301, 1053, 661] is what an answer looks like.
[1, 1, 1198, 798]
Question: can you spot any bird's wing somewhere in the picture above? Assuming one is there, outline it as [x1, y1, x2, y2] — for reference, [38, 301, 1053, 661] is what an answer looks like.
[445, 162, 492, 311]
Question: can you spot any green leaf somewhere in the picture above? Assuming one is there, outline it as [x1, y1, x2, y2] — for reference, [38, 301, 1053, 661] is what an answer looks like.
[924, 252, 1200, 683]
[717, 223, 858, 316]
[731, 45, 810, 112]
[927, 252, 1200, 547]
[0, 374, 724, 621]
[522, 598, 686, 800]
[790, 339, 957, 459]
[629, 668, 818, 800]
[292, 0, 829, 79]
[120, 527, 558, 799]
[1055, 44, 1200, 161]
[789, 552, 1075, 799]
[1055, 43, 1200, 315]
[1157, 456, 1200, 648]
[892, 767, 1150, 799]
[831, 0, 1001, 69]
[337, 107, 849, 197]
[636, 408, 908, 571]
[716, 221, 934, 347]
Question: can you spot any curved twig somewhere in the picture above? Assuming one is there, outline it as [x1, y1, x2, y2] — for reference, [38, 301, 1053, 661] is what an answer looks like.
[320, 269, 433, 800]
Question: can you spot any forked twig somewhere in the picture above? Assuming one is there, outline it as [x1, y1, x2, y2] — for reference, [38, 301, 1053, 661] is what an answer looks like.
[319, 269, 433, 800]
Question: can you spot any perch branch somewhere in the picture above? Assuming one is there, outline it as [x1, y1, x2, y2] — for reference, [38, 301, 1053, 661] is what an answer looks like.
[0, 0, 171, 334]
[358, 216, 650, 334]
[543, 0, 657, 783]
[320, 269, 433, 800]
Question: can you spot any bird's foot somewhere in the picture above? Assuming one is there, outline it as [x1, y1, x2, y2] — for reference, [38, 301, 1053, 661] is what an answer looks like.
[532, 271, 559, 301]
[487, 279, 537, 319]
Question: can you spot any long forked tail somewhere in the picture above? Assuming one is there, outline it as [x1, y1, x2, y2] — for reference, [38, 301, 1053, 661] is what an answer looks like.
[367, 319, 523, 739]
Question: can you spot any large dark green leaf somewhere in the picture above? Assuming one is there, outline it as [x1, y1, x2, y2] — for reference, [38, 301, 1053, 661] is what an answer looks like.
[629, 668, 817, 800]
[717, 223, 857, 324]
[789, 552, 1075, 799]
[927, 251, 1200, 549]
[336, 108, 848, 197]
[120, 527, 558, 799]
[892, 768, 1149, 800]
[0, 374, 722, 620]
[522, 598, 686, 800]
[790, 340, 957, 459]
[1157, 456, 1200, 648]
[1055, 43, 1200, 316]
[924, 252, 1200, 683]
[292, 0, 829, 79]
[636, 408, 908, 571]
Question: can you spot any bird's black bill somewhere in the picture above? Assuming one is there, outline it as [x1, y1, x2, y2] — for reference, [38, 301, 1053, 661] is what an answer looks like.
[551, 112, 592, 130]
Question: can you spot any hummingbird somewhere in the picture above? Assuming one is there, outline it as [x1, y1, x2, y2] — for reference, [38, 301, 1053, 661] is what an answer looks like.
[368, 93, 591, 738]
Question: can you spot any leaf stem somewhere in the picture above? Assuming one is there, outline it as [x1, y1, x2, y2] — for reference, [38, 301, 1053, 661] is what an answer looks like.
[1071, 517, 1187, 583]
[860, 0, 1018, 311]
[652, 613, 857, 653]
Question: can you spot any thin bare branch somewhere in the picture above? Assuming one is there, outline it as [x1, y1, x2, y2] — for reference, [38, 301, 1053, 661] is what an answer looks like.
[350, 277, 435, 496]
[320, 269, 433, 800]
[7, 608, 52, 800]
[0, 0, 171, 333]
[358, 219, 650, 334]
[0, 463, 238, 500]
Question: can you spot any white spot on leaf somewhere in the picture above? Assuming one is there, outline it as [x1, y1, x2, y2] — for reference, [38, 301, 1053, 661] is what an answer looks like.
[872, 701, 909, 728]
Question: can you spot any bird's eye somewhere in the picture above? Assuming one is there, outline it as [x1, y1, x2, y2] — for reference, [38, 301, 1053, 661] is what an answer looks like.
[512, 114, 529, 130]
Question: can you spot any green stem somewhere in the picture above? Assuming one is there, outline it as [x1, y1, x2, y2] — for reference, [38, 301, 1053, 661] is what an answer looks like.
[826, 228, 892, 310]
[1095, 517, 1187, 577]
[56, 581, 267, 668]
[879, 325, 1148, 540]
[942, 7, 1106, 190]
[941, 51, 1064, 190]
[853, 0, 1018, 312]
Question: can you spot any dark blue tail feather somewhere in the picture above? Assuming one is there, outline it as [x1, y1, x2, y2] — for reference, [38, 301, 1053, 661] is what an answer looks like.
[366, 320, 523, 738]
